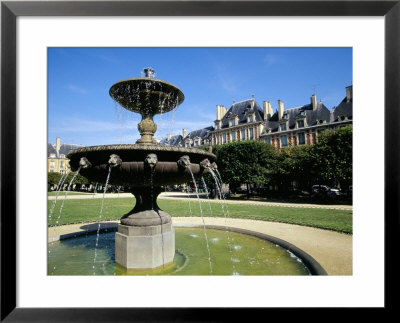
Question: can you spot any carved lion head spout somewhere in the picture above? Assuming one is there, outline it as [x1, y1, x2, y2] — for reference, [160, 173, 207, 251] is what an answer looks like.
[177, 155, 191, 169]
[108, 154, 122, 167]
[210, 162, 218, 171]
[145, 153, 158, 168]
[79, 157, 91, 169]
[199, 159, 211, 170]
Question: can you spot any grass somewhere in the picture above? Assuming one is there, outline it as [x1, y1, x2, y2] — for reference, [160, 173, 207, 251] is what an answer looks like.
[48, 196, 352, 234]
[48, 191, 95, 196]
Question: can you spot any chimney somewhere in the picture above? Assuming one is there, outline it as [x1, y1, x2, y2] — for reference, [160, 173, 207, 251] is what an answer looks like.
[56, 137, 61, 152]
[216, 105, 225, 120]
[278, 100, 284, 119]
[263, 101, 273, 120]
[346, 85, 352, 102]
[167, 133, 172, 141]
[311, 94, 317, 110]
[182, 129, 187, 138]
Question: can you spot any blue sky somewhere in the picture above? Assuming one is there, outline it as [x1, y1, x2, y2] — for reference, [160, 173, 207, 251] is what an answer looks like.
[48, 47, 352, 146]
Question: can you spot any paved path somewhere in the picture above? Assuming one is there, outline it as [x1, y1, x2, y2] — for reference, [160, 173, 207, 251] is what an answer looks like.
[48, 217, 352, 276]
[48, 192, 352, 211]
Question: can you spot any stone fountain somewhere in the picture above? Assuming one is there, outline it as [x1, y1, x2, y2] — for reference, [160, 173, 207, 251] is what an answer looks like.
[67, 68, 216, 270]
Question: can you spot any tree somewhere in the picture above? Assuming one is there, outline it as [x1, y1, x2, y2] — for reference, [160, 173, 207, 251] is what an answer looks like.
[276, 144, 315, 191]
[214, 141, 278, 194]
[312, 125, 352, 190]
[64, 171, 91, 190]
[48, 172, 62, 191]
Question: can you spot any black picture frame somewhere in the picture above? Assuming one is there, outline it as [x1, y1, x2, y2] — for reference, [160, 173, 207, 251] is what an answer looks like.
[1, 0, 398, 321]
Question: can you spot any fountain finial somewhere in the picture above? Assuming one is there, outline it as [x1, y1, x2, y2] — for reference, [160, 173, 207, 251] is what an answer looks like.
[143, 67, 156, 78]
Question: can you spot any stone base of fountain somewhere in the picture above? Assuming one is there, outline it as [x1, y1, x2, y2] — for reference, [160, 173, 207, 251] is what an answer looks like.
[115, 222, 175, 269]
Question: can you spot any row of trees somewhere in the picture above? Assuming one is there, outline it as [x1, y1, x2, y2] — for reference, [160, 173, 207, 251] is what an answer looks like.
[48, 125, 352, 197]
[208, 125, 352, 195]
[48, 171, 90, 191]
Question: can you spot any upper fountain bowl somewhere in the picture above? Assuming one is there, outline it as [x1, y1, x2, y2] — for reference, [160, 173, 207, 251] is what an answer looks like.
[109, 77, 185, 116]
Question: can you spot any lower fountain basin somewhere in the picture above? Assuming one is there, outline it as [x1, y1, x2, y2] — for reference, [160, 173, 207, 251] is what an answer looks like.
[48, 226, 316, 275]
[67, 144, 216, 187]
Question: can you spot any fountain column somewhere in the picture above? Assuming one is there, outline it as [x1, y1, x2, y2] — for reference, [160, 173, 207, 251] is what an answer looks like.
[115, 154, 175, 270]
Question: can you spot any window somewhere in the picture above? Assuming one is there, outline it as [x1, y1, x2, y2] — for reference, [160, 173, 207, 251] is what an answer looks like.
[283, 114, 288, 119]
[300, 111, 305, 116]
[241, 129, 246, 140]
[249, 128, 254, 140]
[298, 132, 305, 145]
[248, 115, 253, 123]
[230, 119, 235, 127]
[297, 120, 304, 128]
[223, 133, 227, 144]
[60, 161, 65, 169]
[231, 132, 236, 142]
[50, 153, 56, 158]
[280, 123, 286, 131]
[265, 137, 271, 144]
[281, 135, 288, 147]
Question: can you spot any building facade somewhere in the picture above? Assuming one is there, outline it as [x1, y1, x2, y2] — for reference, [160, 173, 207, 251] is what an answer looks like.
[259, 86, 352, 150]
[160, 85, 352, 150]
[47, 137, 83, 174]
[210, 96, 265, 145]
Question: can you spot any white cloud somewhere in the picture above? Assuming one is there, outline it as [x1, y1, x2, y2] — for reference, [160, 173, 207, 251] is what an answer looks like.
[65, 84, 87, 94]
[52, 117, 139, 133]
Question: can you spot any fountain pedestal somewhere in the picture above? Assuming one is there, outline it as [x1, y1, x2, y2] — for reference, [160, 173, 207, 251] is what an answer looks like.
[115, 187, 175, 269]
[115, 222, 175, 269]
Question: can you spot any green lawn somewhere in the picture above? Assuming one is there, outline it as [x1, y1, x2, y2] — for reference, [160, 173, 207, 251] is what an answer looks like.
[48, 191, 95, 196]
[48, 197, 352, 234]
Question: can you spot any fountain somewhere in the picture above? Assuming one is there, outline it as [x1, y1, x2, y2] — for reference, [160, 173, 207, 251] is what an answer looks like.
[67, 68, 216, 270]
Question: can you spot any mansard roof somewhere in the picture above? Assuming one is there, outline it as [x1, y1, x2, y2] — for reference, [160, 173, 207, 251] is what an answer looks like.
[59, 144, 82, 156]
[48, 143, 57, 156]
[186, 126, 214, 140]
[332, 96, 353, 121]
[159, 134, 184, 147]
[264, 102, 330, 132]
[220, 99, 264, 129]
[47, 142, 83, 158]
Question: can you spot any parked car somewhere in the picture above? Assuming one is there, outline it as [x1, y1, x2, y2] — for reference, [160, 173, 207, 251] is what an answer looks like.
[312, 185, 341, 196]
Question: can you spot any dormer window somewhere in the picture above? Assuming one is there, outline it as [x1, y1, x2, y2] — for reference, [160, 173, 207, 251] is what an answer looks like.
[283, 114, 288, 120]
[280, 123, 287, 131]
[49, 153, 56, 158]
[300, 111, 305, 116]
[297, 120, 304, 128]
[60, 154, 65, 159]
[248, 115, 254, 123]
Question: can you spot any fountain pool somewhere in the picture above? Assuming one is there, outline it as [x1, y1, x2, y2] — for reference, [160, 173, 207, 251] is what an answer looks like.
[48, 226, 316, 276]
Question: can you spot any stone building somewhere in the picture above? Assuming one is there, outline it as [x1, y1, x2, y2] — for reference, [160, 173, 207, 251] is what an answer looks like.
[47, 137, 83, 174]
[160, 85, 352, 150]
[210, 96, 265, 145]
[259, 85, 352, 149]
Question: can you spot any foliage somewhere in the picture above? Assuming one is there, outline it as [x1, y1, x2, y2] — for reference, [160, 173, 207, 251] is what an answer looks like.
[311, 125, 352, 189]
[275, 145, 315, 191]
[48, 172, 62, 186]
[214, 141, 278, 193]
